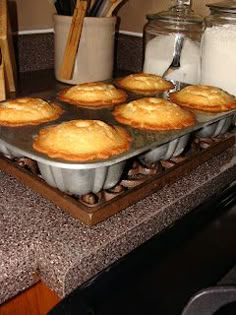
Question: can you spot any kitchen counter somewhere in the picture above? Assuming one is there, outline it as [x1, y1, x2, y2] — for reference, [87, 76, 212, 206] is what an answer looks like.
[0, 70, 236, 305]
[1, 144, 235, 305]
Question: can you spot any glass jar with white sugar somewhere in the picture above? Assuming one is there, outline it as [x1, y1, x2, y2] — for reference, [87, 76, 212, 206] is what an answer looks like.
[143, 0, 204, 84]
[200, 0, 236, 96]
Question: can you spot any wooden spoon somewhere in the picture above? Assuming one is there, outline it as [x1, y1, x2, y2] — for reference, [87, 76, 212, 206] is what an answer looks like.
[96, 0, 116, 17]
[105, 0, 124, 17]
[59, 0, 87, 80]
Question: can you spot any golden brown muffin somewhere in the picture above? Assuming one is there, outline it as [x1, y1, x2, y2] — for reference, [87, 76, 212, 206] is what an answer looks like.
[0, 97, 63, 126]
[33, 120, 132, 161]
[57, 82, 128, 107]
[113, 97, 196, 131]
[169, 85, 236, 112]
[115, 73, 174, 95]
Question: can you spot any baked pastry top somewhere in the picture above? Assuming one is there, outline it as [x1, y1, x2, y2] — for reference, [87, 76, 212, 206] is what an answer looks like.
[115, 73, 174, 95]
[57, 82, 128, 107]
[33, 120, 132, 161]
[0, 97, 63, 126]
[113, 97, 196, 131]
[169, 85, 236, 112]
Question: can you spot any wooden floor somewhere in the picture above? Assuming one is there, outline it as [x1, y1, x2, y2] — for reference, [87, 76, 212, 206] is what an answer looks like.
[0, 281, 60, 315]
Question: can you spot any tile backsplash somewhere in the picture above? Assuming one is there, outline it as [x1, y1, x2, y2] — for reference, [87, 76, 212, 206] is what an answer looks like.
[15, 32, 143, 74]
[15, 33, 54, 73]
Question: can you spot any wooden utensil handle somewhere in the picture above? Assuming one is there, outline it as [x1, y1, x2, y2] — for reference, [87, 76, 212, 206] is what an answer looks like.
[105, 0, 122, 17]
[59, 0, 87, 80]
[0, 53, 6, 101]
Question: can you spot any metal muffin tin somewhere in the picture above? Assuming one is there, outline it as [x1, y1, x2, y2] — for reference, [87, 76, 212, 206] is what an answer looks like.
[0, 82, 235, 195]
[0, 139, 21, 159]
[138, 134, 190, 165]
[37, 160, 126, 195]
[194, 114, 234, 138]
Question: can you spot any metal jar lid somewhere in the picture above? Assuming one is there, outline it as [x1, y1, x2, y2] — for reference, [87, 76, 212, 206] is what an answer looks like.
[146, 4, 203, 25]
[207, 0, 236, 13]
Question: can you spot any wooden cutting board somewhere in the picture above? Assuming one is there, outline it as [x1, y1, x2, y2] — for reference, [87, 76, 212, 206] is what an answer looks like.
[0, 52, 6, 101]
[0, 0, 16, 94]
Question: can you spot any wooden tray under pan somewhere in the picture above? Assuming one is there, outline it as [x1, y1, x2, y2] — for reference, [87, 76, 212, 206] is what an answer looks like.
[0, 133, 234, 225]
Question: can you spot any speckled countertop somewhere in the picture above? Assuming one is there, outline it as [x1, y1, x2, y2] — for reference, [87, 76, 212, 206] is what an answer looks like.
[0, 140, 235, 304]
[0, 71, 235, 305]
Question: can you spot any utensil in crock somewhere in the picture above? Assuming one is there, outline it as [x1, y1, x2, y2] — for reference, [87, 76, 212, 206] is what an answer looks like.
[105, 0, 124, 17]
[48, 0, 62, 14]
[59, 0, 87, 80]
[96, 0, 118, 17]
[88, 0, 104, 16]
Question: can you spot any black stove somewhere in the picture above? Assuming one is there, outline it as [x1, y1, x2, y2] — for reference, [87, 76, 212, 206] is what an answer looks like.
[49, 181, 236, 315]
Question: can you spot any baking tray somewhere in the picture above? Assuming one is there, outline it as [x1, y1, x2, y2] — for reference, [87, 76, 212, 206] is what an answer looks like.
[0, 82, 235, 170]
[0, 133, 234, 225]
[0, 77, 235, 224]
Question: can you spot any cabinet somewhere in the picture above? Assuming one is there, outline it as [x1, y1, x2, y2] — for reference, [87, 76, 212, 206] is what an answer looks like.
[0, 281, 60, 315]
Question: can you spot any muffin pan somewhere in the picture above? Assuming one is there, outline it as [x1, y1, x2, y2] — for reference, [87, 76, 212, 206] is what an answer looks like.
[37, 161, 126, 195]
[0, 81, 235, 195]
[138, 134, 190, 165]
[194, 114, 234, 138]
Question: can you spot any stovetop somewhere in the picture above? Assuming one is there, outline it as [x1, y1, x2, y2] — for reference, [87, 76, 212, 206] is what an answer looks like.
[48, 181, 236, 315]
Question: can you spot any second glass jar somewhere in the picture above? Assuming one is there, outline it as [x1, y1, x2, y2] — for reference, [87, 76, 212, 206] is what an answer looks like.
[143, 0, 204, 84]
[200, 0, 236, 96]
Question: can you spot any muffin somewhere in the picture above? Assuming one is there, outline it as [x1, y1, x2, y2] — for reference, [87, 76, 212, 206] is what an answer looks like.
[113, 97, 196, 131]
[0, 97, 63, 126]
[57, 82, 128, 107]
[169, 85, 236, 112]
[33, 120, 132, 161]
[115, 73, 174, 95]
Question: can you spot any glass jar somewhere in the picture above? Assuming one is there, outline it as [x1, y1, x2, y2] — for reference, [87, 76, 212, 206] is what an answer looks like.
[200, 0, 236, 96]
[143, 0, 204, 84]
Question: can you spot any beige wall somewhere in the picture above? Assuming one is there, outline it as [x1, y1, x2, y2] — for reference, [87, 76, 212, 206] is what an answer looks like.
[9, 0, 55, 31]
[11, 0, 217, 33]
[118, 0, 217, 33]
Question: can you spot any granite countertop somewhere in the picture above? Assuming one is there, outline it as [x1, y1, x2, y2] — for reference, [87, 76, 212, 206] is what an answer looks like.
[0, 71, 236, 305]
[0, 144, 235, 304]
